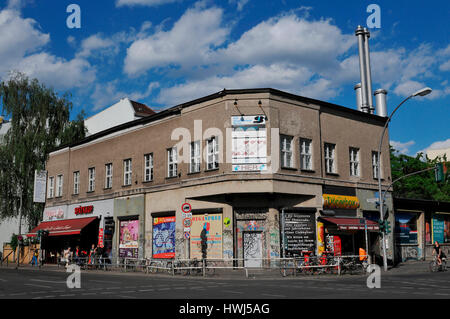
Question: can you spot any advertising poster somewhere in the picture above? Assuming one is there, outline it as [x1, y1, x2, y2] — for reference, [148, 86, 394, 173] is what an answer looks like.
[317, 222, 325, 255]
[190, 214, 223, 259]
[432, 214, 445, 243]
[153, 216, 176, 259]
[283, 212, 316, 254]
[119, 219, 139, 258]
[395, 213, 418, 244]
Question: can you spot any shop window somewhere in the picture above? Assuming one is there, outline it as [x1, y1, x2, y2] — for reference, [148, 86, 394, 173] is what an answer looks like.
[395, 212, 418, 244]
[431, 213, 450, 244]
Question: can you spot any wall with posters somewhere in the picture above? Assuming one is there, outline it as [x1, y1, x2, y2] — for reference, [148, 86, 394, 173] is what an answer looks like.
[152, 216, 176, 258]
[190, 213, 223, 259]
[114, 195, 145, 259]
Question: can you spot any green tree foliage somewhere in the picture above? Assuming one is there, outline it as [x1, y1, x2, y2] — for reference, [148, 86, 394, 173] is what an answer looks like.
[0, 73, 86, 228]
[390, 145, 449, 201]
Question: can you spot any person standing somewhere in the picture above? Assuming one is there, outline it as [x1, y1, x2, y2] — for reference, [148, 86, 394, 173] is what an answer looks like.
[89, 244, 97, 265]
[31, 249, 39, 267]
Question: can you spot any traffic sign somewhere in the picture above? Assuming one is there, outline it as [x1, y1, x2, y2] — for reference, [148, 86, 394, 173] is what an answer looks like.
[366, 198, 378, 203]
[183, 217, 192, 228]
[184, 232, 190, 239]
[181, 203, 192, 213]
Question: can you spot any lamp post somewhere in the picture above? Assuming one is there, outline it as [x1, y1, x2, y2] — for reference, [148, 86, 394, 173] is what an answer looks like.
[377, 87, 432, 272]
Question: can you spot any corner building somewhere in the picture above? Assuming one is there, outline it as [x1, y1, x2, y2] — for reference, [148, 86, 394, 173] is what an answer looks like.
[43, 89, 394, 264]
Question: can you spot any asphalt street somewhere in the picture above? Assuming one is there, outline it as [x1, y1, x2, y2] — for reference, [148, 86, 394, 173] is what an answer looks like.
[0, 263, 449, 300]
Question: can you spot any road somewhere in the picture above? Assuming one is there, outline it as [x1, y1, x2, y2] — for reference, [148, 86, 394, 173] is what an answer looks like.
[0, 265, 449, 300]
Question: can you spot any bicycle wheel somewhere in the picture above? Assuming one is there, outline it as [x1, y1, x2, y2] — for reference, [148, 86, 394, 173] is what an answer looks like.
[429, 260, 438, 272]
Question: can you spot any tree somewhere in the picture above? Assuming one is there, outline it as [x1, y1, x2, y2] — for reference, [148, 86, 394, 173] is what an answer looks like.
[390, 145, 449, 202]
[0, 72, 86, 228]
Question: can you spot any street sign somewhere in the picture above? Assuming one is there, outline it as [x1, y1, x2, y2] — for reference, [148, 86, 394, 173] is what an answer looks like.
[184, 232, 190, 239]
[183, 217, 192, 228]
[181, 203, 192, 214]
[366, 198, 378, 203]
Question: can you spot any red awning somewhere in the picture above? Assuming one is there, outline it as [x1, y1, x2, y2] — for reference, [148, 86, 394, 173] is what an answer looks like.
[319, 217, 379, 231]
[27, 217, 98, 237]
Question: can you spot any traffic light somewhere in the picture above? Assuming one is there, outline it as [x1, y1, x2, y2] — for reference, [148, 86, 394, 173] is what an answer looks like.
[378, 219, 385, 233]
[385, 220, 391, 234]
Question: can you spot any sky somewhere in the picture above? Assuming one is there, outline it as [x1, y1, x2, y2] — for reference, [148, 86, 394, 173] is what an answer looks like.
[0, 0, 449, 157]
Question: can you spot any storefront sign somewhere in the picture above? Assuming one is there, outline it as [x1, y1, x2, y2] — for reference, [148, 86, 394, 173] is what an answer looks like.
[98, 228, 104, 248]
[119, 219, 139, 258]
[44, 207, 65, 221]
[190, 214, 223, 259]
[322, 194, 360, 209]
[283, 212, 316, 253]
[153, 216, 175, 259]
[75, 205, 94, 215]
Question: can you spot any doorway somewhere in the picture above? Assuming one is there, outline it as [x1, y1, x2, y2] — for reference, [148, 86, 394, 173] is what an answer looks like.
[243, 231, 263, 267]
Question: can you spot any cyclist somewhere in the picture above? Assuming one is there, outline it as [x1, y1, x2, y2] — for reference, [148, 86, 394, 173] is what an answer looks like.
[432, 241, 445, 266]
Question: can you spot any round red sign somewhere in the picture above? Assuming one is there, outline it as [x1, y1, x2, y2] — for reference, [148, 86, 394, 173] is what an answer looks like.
[181, 202, 191, 213]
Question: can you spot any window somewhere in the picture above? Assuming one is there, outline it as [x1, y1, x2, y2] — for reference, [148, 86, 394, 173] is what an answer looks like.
[324, 143, 336, 174]
[190, 141, 200, 173]
[73, 171, 79, 195]
[88, 167, 95, 192]
[167, 147, 177, 178]
[280, 135, 294, 168]
[105, 163, 113, 188]
[300, 138, 313, 170]
[349, 147, 360, 177]
[206, 137, 219, 170]
[48, 176, 54, 198]
[123, 159, 132, 185]
[55, 175, 63, 197]
[372, 151, 381, 179]
[144, 154, 153, 182]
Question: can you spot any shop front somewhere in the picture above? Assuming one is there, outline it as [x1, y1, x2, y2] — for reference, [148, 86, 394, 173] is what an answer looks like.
[114, 195, 145, 259]
[425, 211, 450, 258]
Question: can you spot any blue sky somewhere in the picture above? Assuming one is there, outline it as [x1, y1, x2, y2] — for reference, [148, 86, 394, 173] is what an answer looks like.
[0, 0, 449, 156]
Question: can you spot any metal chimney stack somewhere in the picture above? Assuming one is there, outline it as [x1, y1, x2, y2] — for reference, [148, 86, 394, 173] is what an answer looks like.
[355, 26, 375, 113]
[354, 83, 363, 111]
[374, 89, 388, 117]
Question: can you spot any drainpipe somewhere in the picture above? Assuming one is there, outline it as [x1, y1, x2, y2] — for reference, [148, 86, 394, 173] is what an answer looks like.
[281, 208, 286, 258]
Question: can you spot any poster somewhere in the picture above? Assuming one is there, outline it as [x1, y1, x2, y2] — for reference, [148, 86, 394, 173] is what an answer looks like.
[119, 219, 139, 258]
[190, 214, 223, 259]
[153, 216, 176, 258]
[395, 213, 418, 244]
[283, 212, 316, 253]
[432, 214, 445, 243]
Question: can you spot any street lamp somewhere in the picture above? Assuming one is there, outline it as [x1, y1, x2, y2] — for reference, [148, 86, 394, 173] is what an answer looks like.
[377, 87, 432, 272]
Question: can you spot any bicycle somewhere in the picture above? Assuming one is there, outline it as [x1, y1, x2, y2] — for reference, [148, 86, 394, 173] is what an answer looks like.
[429, 255, 447, 272]
[279, 258, 295, 277]
[297, 251, 315, 275]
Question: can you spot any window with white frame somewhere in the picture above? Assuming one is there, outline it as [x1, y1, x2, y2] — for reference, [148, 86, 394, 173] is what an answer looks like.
[207, 137, 219, 170]
[123, 159, 132, 185]
[105, 163, 113, 188]
[372, 151, 381, 179]
[48, 176, 54, 198]
[144, 154, 153, 182]
[56, 175, 63, 197]
[190, 141, 200, 173]
[349, 147, 360, 177]
[73, 171, 79, 195]
[167, 147, 177, 177]
[280, 135, 294, 168]
[88, 167, 95, 192]
[324, 143, 336, 174]
[300, 138, 313, 170]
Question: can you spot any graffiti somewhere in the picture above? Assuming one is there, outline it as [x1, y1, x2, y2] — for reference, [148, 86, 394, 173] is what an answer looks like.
[223, 250, 233, 258]
[243, 233, 260, 258]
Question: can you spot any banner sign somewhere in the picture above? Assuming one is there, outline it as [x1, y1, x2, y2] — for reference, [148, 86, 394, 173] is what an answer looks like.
[322, 194, 360, 209]
[33, 170, 47, 203]
[153, 216, 175, 259]
[98, 228, 104, 248]
[119, 219, 139, 258]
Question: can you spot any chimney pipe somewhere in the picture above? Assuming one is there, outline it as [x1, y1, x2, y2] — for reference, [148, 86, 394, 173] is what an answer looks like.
[355, 26, 369, 113]
[363, 28, 374, 114]
[374, 89, 388, 117]
[354, 83, 363, 111]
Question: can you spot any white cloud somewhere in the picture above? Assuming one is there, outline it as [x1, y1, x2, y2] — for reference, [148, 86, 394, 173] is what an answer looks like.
[390, 140, 415, 155]
[116, 0, 179, 7]
[393, 80, 425, 97]
[229, 0, 250, 11]
[439, 60, 450, 72]
[124, 6, 229, 76]
[416, 139, 450, 159]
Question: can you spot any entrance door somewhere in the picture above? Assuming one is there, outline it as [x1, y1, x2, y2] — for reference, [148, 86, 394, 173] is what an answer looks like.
[243, 232, 263, 268]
